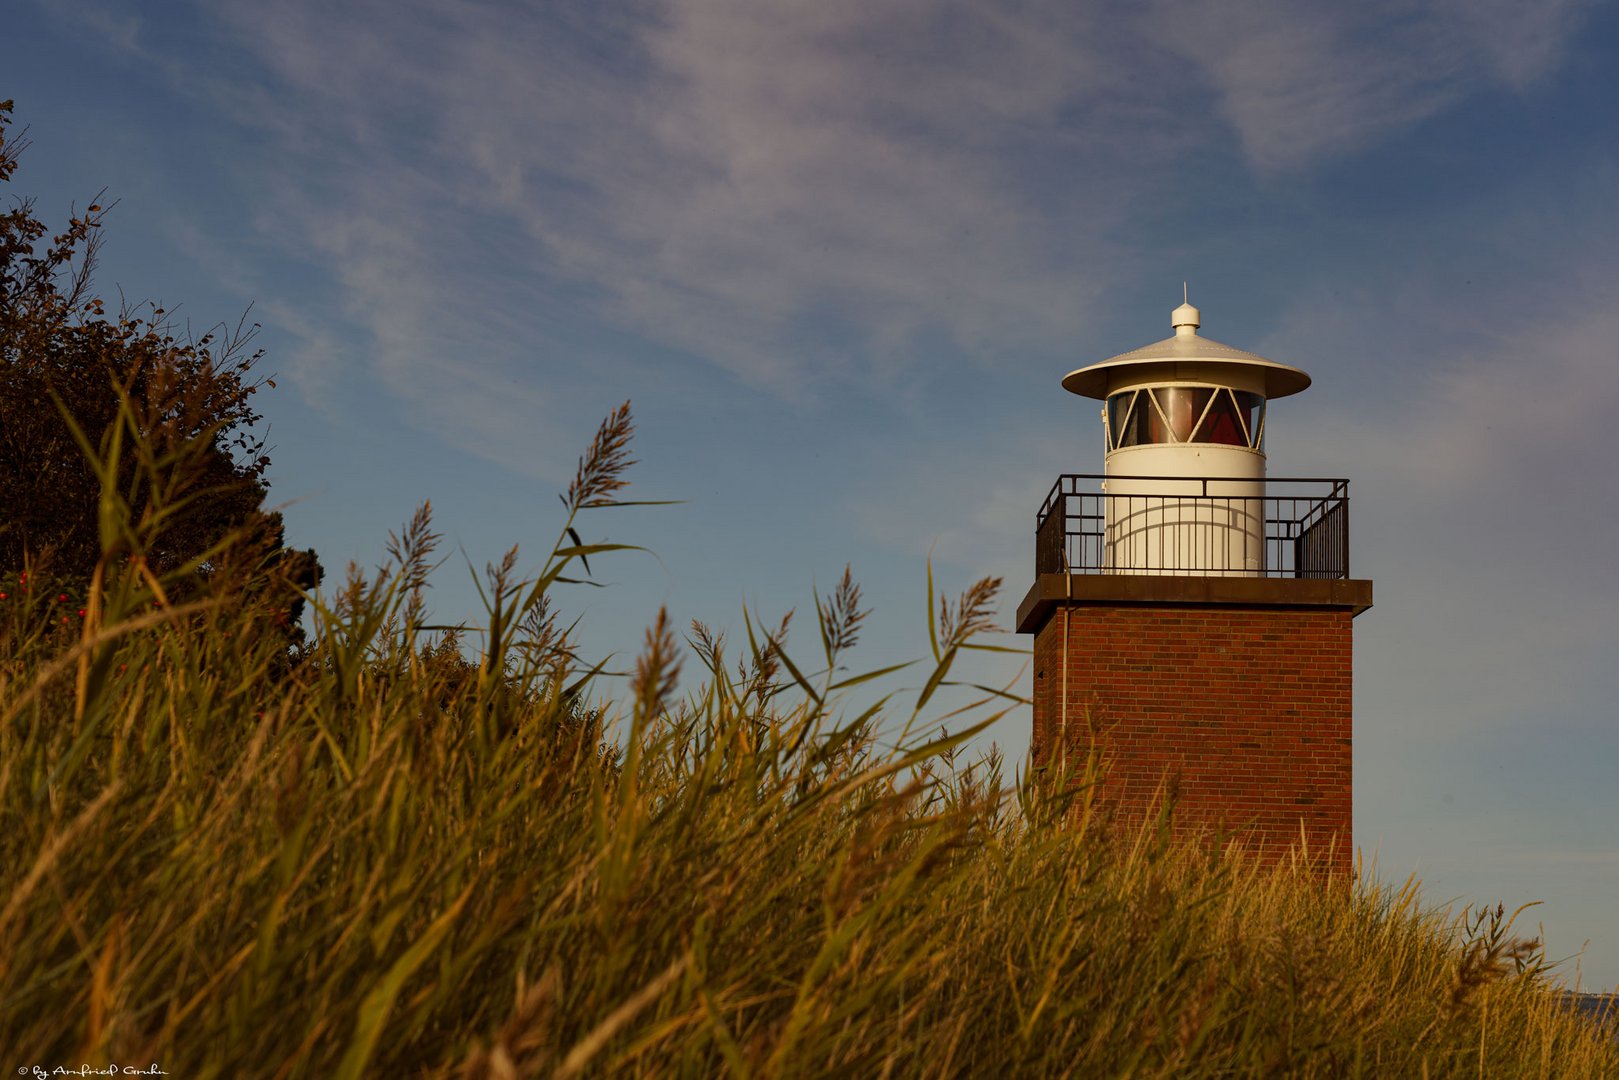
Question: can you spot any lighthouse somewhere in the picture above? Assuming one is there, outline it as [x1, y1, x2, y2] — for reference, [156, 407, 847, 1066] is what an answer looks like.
[1017, 297, 1372, 870]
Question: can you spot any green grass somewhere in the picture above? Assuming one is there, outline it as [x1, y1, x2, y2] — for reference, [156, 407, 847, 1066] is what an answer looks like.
[2, 404, 1615, 1077]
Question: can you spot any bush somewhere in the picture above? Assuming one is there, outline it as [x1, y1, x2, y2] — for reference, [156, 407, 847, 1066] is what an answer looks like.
[0, 98, 321, 656]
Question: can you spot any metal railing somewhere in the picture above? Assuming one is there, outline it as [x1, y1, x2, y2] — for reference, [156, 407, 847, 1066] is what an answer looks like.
[1035, 474, 1350, 579]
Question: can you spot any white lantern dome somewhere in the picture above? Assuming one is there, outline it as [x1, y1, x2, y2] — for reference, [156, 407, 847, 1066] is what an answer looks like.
[1061, 303, 1310, 401]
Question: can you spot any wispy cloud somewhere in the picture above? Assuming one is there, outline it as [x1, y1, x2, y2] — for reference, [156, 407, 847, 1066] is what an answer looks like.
[1152, 0, 1594, 171]
[50, 0, 1595, 471]
[177, 4, 1156, 400]
[310, 0, 1156, 391]
[1261, 188, 1619, 735]
[99, 0, 1153, 466]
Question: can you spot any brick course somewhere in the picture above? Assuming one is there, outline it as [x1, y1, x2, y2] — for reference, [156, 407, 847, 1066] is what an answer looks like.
[1029, 597, 1355, 873]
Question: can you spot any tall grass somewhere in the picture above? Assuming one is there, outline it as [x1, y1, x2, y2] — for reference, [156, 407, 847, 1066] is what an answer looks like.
[2, 401, 1614, 1077]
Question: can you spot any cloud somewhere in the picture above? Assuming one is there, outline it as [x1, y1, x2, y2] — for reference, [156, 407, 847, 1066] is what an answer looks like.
[1438, 0, 1590, 88]
[1151, 0, 1594, 171]
[422, 0, 1155, 389]
[200, 1, 1204, 399]
[1257, 193, 1619, 734]
[54, 0, 1596, 473]
[205, 0, 1592, 412]
[1292, 294, 1619, 499]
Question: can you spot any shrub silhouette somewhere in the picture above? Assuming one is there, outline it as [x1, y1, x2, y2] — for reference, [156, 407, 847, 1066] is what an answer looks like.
[0, 99, 321, 654]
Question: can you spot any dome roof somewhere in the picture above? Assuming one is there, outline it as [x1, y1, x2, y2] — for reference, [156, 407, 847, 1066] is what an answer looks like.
[1061, 304, 1312, 400]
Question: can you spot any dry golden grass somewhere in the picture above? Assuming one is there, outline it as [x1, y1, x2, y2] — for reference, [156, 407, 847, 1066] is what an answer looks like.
[2, 404, 1614, 1077]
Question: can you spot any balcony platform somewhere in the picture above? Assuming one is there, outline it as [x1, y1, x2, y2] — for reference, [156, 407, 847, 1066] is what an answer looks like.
[1016, 573, 1373, 634]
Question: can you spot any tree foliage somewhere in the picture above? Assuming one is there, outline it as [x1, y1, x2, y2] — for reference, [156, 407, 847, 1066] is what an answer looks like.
[0, 99, 322, 647]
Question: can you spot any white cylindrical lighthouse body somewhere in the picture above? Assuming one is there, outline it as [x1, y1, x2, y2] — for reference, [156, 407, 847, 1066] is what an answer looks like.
[1062, 302, 1310, 576]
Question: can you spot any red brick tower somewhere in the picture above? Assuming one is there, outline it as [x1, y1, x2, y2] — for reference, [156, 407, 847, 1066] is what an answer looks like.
[1017, 298, 1372, 871]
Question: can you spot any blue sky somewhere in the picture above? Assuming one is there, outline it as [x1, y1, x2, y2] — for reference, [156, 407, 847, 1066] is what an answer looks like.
[9, 0, 1618, 991]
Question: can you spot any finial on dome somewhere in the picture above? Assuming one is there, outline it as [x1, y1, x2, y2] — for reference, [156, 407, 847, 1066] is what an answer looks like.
[1171, 285, 1200, 336]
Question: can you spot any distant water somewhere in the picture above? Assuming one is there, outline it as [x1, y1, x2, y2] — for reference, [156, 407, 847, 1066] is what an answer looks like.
[1561, 993, 1617, 1035]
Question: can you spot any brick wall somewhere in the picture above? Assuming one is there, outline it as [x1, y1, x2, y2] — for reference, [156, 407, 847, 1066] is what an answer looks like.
[1031, 602, 1353, 872]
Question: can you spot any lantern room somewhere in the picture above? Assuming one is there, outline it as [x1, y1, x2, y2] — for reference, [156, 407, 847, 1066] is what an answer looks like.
[1059, 299, 1311, 575]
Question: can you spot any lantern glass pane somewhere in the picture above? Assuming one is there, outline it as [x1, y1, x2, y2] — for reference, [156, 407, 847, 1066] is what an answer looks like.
[1150, 386, 1209, 443]
[1191, 388, 1247, 446]
[1235, 392, 1265, 450]
[1109, 391, 1150, 448]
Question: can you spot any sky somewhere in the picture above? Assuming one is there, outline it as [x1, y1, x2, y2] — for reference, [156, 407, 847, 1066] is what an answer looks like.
[7, 0, 1618, 991]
